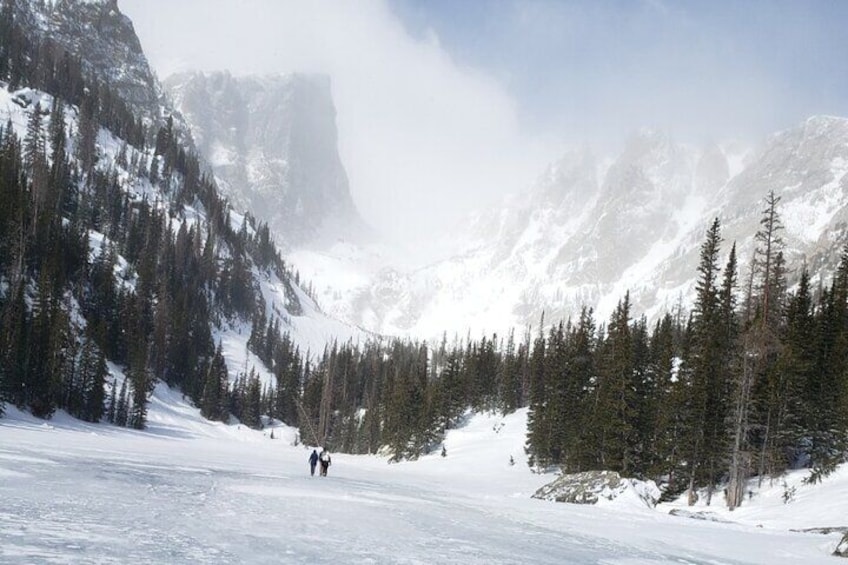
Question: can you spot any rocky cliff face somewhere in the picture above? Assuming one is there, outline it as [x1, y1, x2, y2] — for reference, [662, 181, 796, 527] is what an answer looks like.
[11, 0, 160, 119]
[164, 71, 366, 248]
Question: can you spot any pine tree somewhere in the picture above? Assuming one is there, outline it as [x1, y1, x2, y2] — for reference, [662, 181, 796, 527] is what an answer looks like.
[201, 343, 228, 421]
[745, 192, 787, 482]
[806, 245, 848, 479]
[115, 378, 128, 427]
[647, 314, 683, 487]
[587, 294, 634, 473]
[777, 268, 815, 466]
[77, 337, 107, 422]
[682, 218, 728, 505]
[629, 315, 655, 478]
[242, 372, 263, 430]
[75, 90, 98, 176]
[106, 378, 116, 424]
[525, 317, 548, 468]
[542, 321, 568, 467]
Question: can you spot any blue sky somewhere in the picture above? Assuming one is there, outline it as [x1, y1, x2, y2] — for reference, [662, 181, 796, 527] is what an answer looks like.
[388, 0, 848, 142]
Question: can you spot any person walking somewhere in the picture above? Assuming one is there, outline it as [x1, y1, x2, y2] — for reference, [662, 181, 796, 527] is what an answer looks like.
[309, 449, 319, 476]
[319, 448, 331, 477]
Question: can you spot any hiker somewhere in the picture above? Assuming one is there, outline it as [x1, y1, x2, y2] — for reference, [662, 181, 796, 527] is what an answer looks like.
[309, 449, 319, 476]
[319, 448, 331, 477]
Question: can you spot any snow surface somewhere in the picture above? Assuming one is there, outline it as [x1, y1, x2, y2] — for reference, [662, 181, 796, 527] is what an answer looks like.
[2, 389, 845, 564]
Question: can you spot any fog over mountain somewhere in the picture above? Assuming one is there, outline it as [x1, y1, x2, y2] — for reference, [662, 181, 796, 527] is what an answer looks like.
[164, 61, 848, 339]
[122, 0, 848, 338]
[164, 70, 367, 248]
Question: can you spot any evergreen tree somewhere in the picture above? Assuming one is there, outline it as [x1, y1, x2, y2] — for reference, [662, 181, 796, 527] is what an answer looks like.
[76, 337, 107, 422]
[778, 268, 815, 466]
[682, 218, 729, 504]
[201, 343, 229, 422]
[242, 372, 263, 430]
[628, 315, 655, 478]
[525, 317, 548, 468]
[586, 294, 634, 473]
[115, 378, 128, 427]
[106, 378, 117, 424]
[744, 192, 787, 482]
[806, 246, 848, 479]
[647, 314, 684, 488]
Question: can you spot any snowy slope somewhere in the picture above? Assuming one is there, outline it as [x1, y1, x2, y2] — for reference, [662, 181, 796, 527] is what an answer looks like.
[1, 392, 845, 563]
[1, 81, 367, 394]
[213, 265, 371, 390]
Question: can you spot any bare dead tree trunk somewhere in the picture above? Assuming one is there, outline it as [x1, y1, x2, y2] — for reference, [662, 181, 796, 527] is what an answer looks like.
[758, 406, 773, 487]
[687, 473, 698, 506]
[727, 346, 754, 510]
[318, 355, 334, 445]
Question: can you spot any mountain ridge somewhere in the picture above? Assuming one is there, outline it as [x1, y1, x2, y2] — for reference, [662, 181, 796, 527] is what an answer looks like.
[287, 114, 848, 338]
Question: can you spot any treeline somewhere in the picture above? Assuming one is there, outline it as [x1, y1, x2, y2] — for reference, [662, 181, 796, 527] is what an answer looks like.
[245, 312, 531, 461]
[524, 200, 848, 507]
[235, 194, 848, 511]
[0, 4, 298, 427]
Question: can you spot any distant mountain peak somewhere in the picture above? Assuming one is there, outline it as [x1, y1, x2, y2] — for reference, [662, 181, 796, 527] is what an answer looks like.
[298, 115, 848, 339]
[165, 70, 369, 248]
[11, 0, 160, 119]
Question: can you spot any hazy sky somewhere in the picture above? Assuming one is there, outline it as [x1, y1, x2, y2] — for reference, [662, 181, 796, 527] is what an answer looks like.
[119, 0, 848, 244]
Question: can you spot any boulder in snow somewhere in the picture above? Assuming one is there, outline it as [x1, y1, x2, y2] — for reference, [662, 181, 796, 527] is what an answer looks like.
[532, 470, 660, 508]
[835, 532, 848, 557]
[668, 509, 732, 523]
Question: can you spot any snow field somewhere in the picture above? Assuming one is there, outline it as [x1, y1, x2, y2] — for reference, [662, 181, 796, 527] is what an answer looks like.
[2, 385, 845, 564]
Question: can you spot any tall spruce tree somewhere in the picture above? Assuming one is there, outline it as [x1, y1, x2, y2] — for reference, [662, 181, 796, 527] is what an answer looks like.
[525, 318, 548, 468]
[683, 218, 728, 505]
[584, 295, 635, 473]
[743, 192, 787, 482]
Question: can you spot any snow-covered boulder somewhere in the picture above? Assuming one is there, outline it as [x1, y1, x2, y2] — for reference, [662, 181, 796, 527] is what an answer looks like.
[532, 470, 660, 508]
[668, 509, 732, 523]
[835, 532, 848, 557]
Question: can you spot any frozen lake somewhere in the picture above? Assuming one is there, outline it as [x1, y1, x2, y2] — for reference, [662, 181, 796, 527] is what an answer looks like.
[0, 394, 842, 564]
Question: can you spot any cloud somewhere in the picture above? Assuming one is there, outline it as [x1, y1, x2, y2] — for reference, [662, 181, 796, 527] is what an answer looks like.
[120, 0, 554, 249]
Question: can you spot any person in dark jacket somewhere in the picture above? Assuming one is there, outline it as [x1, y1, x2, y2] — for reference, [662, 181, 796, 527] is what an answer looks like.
[319, 448, 331, 476]
[309, 449, 319, 476]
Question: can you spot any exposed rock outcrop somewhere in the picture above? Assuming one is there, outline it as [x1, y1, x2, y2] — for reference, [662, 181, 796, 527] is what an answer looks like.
[532, 470, 660, 508]
[11, 0, 160, 119]
[165, 71, 368, 247]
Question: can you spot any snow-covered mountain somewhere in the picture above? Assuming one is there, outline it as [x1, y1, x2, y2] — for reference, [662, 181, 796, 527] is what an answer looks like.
[0, 0, 367, 404]
[164, 71, 368, 248]
[286, 118, 848, 339]
[103, 5, 844, 341]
